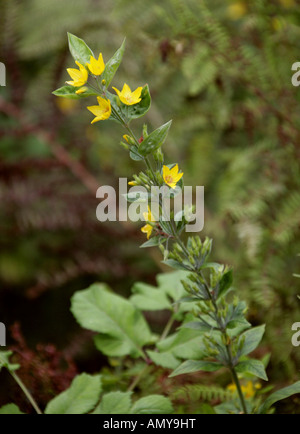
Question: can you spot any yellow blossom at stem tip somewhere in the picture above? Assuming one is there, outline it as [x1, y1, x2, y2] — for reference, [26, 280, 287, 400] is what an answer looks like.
[141, 207, 155, 239]
[163, 164, 183, 189]
[87, 53, 105, 76]
[112, 83, 143, 106]
[87, 96, 111, 124]
[66, 61, 88, 87]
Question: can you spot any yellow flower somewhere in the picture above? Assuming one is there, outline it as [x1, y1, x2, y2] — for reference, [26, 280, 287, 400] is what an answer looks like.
[87, 97, 111, 124]
[87, 53, 105, 76]
[163, 164, 183, 189]
[112, 83, 143, 106]
[76, 86, 88, 95]
[141, 207, 155, 239]
[66, 61, 88, 87]
[128, 181, 138, 186]
[227, 381, 261, 399]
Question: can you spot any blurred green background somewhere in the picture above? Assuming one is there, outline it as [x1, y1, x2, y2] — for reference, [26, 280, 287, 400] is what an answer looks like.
[1, 0, 300, 411]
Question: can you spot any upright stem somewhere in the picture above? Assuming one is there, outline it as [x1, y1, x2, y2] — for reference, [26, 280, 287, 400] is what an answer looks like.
[230, 365, 248, 414]
[9, 370, 42, 415]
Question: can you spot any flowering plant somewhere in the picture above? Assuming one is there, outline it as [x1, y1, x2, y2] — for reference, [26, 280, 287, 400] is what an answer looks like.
[1, 33, 300, 415]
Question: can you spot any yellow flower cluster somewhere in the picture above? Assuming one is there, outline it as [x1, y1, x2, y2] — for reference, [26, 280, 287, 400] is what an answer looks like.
[66, 54, 143, 124]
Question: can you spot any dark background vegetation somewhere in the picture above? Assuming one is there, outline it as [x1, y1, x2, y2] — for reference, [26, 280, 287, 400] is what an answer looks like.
[0, 0, 300, 413]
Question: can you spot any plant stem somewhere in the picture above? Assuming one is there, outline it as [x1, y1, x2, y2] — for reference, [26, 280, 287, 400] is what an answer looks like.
[127, 310, 177, 392]
[230, 366, 248, 414]
[9, 370, 42, 415]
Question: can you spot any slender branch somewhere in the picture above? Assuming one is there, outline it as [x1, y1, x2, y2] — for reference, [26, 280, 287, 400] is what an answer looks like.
[9, 370, 42, 415]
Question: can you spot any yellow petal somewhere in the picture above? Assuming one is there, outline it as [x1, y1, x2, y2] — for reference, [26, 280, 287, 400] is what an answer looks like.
[67, 68, 82, 81]
[76, 86, 88, 95]
[170, 164, 179, 176]
[122, 83, 132, 95]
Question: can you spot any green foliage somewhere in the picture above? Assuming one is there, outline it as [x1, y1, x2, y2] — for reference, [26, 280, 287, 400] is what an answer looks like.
[93, 392, 173, 415]
[258, 381, 300, 414]
[0, 404, 24, 415]
[93, 391, 132, 414]
[102, 38, 126, 87]
[170, 360, 223, 377]
[130, 395, 173, 414]
[52, 85, 97, 99]
[45, 374, 102, 415]
[236, 360, 268, 382]
[138, 120, 172, 155]
[68, 32, 94, 65]
[71, 283, 153, 358]
[171, 384, 233, 403]
[2, 0, 300, 415]
[238, 325, 266, 357]
[0, 351, 20, 372]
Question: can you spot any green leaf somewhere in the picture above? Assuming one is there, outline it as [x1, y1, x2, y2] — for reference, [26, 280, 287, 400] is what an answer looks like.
[236, 360, 268, 381]
[157, 328, 206, 361]
[126, 85, 151, 121]
[169, 360, 223, 377]
[130, 395, 173, 414]
[52, 85, 97, 99]
[181, 321, 215, 332]
[258, 381, 300, 414]
[71, 284, 152, 358]
[147, 350, 180, 370]
[102, 39, 126, 87]
[129, 282, 171, 311]
[162, 259, 191, 271]
[0, 351, 20, 372]
[129, 146, 144, 161]
[0, 404, 24, 414]
[156, 271, 190, 301]
[140, 237, 161, 248]
[138, 120, 172, 156]
[217, 269, 233, 298]
[67, 33, 94, 66]
[45, 374, 102, 414]
[93, 391, 132, 414]
[238, 325, 266, 357]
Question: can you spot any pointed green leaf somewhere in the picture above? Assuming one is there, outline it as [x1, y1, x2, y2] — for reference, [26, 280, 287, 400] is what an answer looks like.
[238, 325, 266, 357]
[52, 85, 97, 99]
[217, 269, 233, 298]
[236, 360, 268, 381]
[102, 39, 126, 87]
[45, 374, 102, 414]
[138, 120, 172, 156]
[127, 85, 151, 121]
[71, 284, 152, 358]
[259, 381, 300, 414]
[68, 33, 94, 65]
[162, 259, 191, 271]
[169, 360, 223, 377]
[140, 237, 161, 248]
